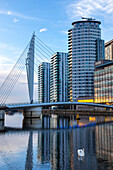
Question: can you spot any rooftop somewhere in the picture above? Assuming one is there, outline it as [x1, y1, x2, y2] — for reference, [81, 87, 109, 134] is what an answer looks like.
[95, 60, 113, 68]
[72, 18, 101, 26]
[105, 39, 113, 47]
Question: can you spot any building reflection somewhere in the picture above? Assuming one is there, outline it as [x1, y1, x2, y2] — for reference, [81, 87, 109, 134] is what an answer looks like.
[2, 120, 112, 169]
[37, 131, 50, 163]
[37, 127, 98, 169]
[0, 120, 4, 131]
[25, 131, 33, 170]
[36, 122, 113, 169]
[37, 130, 70, 169]
[23, 118, 42, 129]
[23, 114, 113, 130]
[96, 124, 113, 169]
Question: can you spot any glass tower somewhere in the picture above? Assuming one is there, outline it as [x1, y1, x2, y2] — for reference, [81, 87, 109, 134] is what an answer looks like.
[50, 52, 68, 102]
[38, 62, 50, 103]
[68, 18, 102, 101]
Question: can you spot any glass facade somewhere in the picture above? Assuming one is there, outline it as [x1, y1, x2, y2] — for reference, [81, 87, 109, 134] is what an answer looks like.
[38, 62, 50, 103]
[94, 61, 113, 104]
[68, 20, 104, 101]
[96, 39, 105, 61]
[105, 40, 113, 60]
[50, 52, 68, 102]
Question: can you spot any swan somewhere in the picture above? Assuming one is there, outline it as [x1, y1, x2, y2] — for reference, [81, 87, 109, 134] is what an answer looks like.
[77, 148, 85, 157]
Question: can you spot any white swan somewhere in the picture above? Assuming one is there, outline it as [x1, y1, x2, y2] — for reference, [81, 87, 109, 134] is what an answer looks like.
[77, 148, 85, 157]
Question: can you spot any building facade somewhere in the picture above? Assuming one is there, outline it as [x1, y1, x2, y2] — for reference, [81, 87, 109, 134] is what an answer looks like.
[105, 39, 113, 60]
[68, 18, 104, 101]
[96, 39, 105, 61]
[94, 60, 113, 104]
[38, 62, 50, 103]
[50, 52, 68, 102]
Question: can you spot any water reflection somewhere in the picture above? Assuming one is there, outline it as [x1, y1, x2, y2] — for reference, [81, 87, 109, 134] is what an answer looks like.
[36, 124, 113, 170]
[5, 112, 24, 128]
[0, 120, 4, 131]
[0, 123, 113, 169]
[4, 112, 113, 130]
[25, 131, 33, 170]
[37, 128, 97, 169]
[23, 118, 42, 129]
[96, 124, 113, 169]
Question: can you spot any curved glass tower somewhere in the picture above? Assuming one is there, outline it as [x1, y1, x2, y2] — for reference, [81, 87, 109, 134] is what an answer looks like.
[68, 18, 102, 101]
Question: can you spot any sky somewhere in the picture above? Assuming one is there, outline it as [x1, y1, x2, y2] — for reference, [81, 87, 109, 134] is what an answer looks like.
[0, 0, 113, 103]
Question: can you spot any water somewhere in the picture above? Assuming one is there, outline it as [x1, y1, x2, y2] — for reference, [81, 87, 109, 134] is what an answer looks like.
[0, 113, 113, 169]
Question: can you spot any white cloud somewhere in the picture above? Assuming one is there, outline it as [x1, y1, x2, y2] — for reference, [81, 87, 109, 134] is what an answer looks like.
[0, 10, 41, 21]
[0, 55, 14, 64]
[66, 0, 113, 21]
[61, 30, 68, 34]
[7, 10, 12, 15]
[13, 18, 19, 23]
[0, 55, 15, 73]
[0, 42, 21, 52]
[39, 28, 47, 32]
[0, 43, 22, 76]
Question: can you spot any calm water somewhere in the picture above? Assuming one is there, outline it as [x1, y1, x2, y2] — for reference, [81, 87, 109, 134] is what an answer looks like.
[0, 113, 113, 169]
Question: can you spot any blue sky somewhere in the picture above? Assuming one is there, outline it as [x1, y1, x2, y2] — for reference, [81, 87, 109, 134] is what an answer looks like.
[0, 0, 113, 103]
[0, 0, 113, 66]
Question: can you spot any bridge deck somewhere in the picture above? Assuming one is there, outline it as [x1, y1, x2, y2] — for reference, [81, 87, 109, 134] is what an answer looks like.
[1, 101, 113, 110]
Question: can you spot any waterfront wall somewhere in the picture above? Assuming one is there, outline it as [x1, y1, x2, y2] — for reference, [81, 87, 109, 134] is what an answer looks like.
[0, 110, 5, 131]
[23, 107, 42, 118]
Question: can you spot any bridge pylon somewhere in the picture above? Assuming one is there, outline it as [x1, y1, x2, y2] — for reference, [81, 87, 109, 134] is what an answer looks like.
[26, 33, 35, 104]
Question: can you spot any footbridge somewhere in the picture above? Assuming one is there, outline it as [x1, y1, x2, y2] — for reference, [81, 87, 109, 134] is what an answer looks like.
[4, 101, 113, 110]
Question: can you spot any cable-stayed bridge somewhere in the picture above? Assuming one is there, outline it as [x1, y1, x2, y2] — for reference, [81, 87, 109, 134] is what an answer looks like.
[0, 33, 54, 107]
[0, 33, 113, 111]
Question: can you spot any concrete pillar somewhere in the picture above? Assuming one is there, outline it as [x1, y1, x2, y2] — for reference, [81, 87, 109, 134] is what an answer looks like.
[24, 107, 42, 118]
[0, 110, 5, 131]
[0, 110, 5, 120]
[70, 105, 72, 110]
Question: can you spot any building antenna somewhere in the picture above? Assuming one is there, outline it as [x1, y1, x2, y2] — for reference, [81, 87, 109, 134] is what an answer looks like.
[81, 17, 95, 21]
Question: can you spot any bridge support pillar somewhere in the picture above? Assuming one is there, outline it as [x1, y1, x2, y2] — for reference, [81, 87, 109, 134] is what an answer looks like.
[0, 110, 5, 120]
[0, 110, 5, 131]
[70, 105, 76, 110]
[23, 107, 42, 118]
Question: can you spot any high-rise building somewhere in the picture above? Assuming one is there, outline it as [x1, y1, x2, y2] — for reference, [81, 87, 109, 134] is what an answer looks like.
[38, 62, 50, 103]
[96, 39, 105, 61]
[105, 39, 113, 60]
[94, 60, 113, 104]
[50, 52, 68, 102]
[68, 18, 104, 101]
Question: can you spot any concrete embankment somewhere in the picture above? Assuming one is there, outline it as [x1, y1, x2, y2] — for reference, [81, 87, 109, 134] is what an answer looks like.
[42, 109, 113, 117]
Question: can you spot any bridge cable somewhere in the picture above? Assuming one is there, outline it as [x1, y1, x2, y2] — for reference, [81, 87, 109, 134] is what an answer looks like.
[35, 47, 50, 62]
[35, 51, 50, 63]
[35, 39, 53, 56]
[36, 44, 50, 60]
[35, 36, 55, 54]
[35, 41, 52, 58]
[0, 42, 30, 105]
[0, 59, 27, 104]
[0, 48, 29, 102]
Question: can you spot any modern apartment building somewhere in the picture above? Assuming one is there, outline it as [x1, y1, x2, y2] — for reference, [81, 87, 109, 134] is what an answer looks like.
[105, 39, 113, 60]
[68, 18, 105, 101]
[94, 60, 113, 104]
[38, 62, 50, 103]
[50, 52, 68, 102]
[96, 39, 105, 61]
